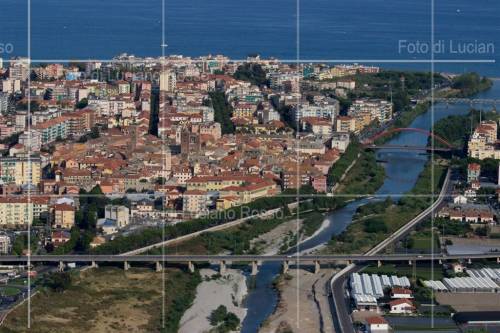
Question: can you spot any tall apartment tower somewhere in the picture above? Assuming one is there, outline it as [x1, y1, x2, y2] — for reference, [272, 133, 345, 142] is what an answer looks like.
[9, 58, 30, 80]
[164, 146, 172, 178]
[180, 128, 200, 158]
[159, 69, 176, 92]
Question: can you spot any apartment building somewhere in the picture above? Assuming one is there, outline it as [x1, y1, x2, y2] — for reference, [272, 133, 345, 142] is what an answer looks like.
[62, 109, 95, 136]
[32, 117, 68, 144]
[0, 155, 42, 186]
[335, 116, 356, 133]
[18, 130, 42, 151]
[187, 175, 266, 192]
[468, 121, 500, 160]
[0, 234, 11, 254]
[349, 99, 393, 132]
[104, 205, 130, 228]
[183, 190, 209, 215]
[0, 196, 50, 226]
[218, 180, 278, 204]
[331, 132, 351, 153]
[293, 103, 339, 125]
[53, 203, 76, 229]
[160, 69, 177, 92]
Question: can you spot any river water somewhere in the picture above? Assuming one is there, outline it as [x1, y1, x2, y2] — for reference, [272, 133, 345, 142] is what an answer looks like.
[241, 81, 500, 332]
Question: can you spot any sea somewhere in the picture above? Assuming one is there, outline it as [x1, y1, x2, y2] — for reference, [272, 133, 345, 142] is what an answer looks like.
[0, 0, 499, 76]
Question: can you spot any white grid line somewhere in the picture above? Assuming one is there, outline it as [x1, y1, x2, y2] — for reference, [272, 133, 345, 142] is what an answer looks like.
[2, 59, 495, 64]
[295, 0, 301, 326]
[161, 0, 167, 328]
[430, 0, 436, 327]
[27, 0, 31, 328]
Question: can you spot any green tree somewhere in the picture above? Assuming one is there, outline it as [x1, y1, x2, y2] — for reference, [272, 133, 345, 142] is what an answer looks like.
[233, 63, 268, 86]
[76, 98, 88, 109]
[12, 235, 27, 255]
[209, 305, 228, 326]
[209, 92, 235, 134]
[43, 272, 72, 292]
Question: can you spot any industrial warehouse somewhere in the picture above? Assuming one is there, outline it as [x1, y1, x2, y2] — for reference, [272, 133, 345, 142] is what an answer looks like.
[350, 273, 412, 312]
[424, 268, 500, 293]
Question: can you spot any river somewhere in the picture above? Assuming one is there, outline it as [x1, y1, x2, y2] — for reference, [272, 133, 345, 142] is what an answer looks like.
[241, 81, 500, 332]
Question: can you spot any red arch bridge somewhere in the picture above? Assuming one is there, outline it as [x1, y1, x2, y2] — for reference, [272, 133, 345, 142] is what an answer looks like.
[361, 127, 457, 152]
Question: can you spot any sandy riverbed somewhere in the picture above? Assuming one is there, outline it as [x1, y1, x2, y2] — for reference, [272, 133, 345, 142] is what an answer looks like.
[250, 218, 304, 255]
[259, 269, 336, 333]
[179, 268, 248, 333]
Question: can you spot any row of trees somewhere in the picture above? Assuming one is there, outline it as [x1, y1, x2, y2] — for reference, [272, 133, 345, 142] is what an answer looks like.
[451, 72, 493, 97]
[207, 92, 235, 134]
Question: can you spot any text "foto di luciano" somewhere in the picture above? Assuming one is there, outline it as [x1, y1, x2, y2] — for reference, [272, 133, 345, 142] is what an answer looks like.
[399, 40, 495, 55]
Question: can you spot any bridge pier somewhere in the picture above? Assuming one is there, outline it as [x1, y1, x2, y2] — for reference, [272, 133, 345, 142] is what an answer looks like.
[124, 261, 130, 271]
[251, 261, 258, 276]
[314, 261, 320, 274]
[377, 260, 382, 268]
[438, 259, 442, 265]
[219, 260, 226, 275]
[91, 261, 98, 269]
[468, 258, 472, 265]
[408, 260, 412, 266]
[497, 257, 500, 264]
[155, 261, 163, 272]
[282, 261, 289, 274]
[188, 261, 195, 273]
[58, 261, 64, 272]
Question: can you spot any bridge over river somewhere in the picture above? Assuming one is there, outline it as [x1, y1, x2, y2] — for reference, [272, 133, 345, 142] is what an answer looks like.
[5, 253, 500, 275]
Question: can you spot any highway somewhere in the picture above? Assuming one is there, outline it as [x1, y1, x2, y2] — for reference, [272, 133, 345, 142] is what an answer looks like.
[0, 252, 498, 264]
[330, 168, 452, 333]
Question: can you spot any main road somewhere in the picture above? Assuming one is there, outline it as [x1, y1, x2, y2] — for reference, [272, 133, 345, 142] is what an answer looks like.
[330, 168, 452, 333]
[1, 251, 499, 264]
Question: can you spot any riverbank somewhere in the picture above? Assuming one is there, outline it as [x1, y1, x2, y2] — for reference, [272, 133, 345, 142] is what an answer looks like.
[376, 73, 493, 145]
[259, 269, 336, 333]
[333, 150, 385, 196]
[1, 267, 200, 333]
[250, 217, 304, 255]
[179, 268, 247, 333]
[324, 162, 447, 254]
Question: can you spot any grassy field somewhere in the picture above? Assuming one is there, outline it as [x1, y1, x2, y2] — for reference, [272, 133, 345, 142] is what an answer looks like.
[0, 287, 21, 297]
[407, 230, 441, 253]
[335, 150, 385, 195]
[363, 263, 444, 281]
[1, 267, 200, 333]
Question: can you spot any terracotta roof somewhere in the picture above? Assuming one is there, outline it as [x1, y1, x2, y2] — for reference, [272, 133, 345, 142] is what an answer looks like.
[468, 163, 481, 171]
[389, 299, 415, 307]
[366, 316, 388, 325]
[391, 287, 412, 295]
[53, 203, 75, 211]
